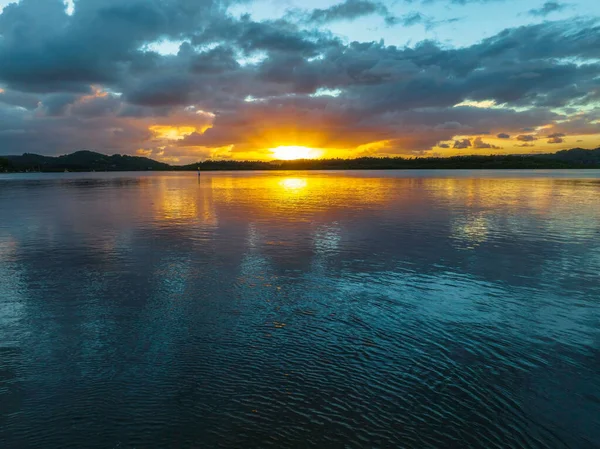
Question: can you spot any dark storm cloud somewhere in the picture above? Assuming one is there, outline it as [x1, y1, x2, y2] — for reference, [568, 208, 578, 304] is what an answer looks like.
[473, 20, 600, 61]
[497, 133, 511, 139]
[0, 2, 124, 92]
[0, 89, 41, 110]
[41, 93, 79, 116]
[196, 14, 340, 58]
[238, 20, 330, 54]
[268, 21, 600, 114]
[71, 94, 123, 117]
[528, 1, 568, 16]
[124, 75, 195, 107]
[187, 45, 241, 74]
[0, 0, 235, 92]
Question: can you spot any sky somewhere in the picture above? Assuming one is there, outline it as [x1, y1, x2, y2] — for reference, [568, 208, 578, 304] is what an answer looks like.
[0, 0, 599, 163]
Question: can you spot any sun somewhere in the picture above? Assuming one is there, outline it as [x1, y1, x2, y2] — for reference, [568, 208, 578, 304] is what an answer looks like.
[270, 146, 321, 160]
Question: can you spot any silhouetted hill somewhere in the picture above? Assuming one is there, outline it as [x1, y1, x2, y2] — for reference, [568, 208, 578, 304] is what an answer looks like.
[4, 150, 171, 172]
[2, 147, 600, 172]
[546, 147, 600, 165]
[0, 156, 13, 171]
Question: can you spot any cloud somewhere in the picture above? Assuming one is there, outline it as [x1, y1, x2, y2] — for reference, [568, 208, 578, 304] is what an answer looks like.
[71, 93, 122, 117]
[136, 148, 153, 157]
[0, 1, 599, 161]
[0, 89, 41, 110]
[298, 2, 461, 30]
[391, 12, 461, 30]
[517, 134, 537, 141]
[528, 2, 568, 17]
[472, 137, 500, 149]
[124, 76, 194, 107]
[0, 0, 222, 93]
[303, 0, 394, 25]
[453, 139, 472, 149]
[40, 93, 79, 116]
[188, 46, 240, 74]
[547, 132, 566, 143]
[445, 0, 507, 3]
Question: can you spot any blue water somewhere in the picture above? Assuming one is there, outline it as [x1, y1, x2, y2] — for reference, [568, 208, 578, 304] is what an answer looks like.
[1, 171, 599, 448]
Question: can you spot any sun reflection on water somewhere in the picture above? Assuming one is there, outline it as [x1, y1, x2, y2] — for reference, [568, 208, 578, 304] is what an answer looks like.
[279, 178, 308, 191]
[150, 174, 600, 251]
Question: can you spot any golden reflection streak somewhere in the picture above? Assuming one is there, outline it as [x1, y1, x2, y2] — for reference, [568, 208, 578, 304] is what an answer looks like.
[153, 174, 401, 226]
[154, 176, 218, 225]
[152, 174, 600, 247]
[425, 178, 600, 244]
[208, 174, 399, 218]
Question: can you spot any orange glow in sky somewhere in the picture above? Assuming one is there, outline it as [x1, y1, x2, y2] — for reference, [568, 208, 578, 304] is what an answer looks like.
[150, 125, 198, 141]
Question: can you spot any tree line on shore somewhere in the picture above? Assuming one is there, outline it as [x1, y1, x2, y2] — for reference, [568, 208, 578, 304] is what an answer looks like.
[1, 148, 600, 172]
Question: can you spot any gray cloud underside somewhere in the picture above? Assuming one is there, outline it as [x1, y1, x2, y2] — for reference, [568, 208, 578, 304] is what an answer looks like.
[528, 1, 568, 17]
[302, 0, 395, 25]
[0, 0, 599, 158]
[293, 0, 461, 29]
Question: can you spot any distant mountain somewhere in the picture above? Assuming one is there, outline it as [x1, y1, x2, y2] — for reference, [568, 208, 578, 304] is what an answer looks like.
[4, 150, 171, 172]
[2, 147, 600, 172]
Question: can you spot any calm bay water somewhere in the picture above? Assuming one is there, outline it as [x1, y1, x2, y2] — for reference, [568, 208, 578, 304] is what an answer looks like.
[1, 170, 600, 448]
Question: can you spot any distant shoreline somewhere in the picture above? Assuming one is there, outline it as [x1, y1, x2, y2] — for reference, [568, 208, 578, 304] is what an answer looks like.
[2, 148, 600, 173]
[4, 167, 600, 174]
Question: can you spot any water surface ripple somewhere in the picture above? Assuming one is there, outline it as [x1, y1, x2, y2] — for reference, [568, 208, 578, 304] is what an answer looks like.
[1, 170, 600, 448]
